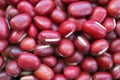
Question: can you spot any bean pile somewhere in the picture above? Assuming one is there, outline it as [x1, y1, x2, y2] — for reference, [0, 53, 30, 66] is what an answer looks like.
[0, 0, 120, 80]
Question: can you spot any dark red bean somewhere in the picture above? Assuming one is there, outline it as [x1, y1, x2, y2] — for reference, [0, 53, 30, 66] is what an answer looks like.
[20, 37, 36, 51]
[34, 16, 52, 30]
[69, 18, 87, 31]
[112, 52, 120, 65]
[81, 57, 98, 73]
[10, 13, 32, 31]
[9, 46, 23, 59]
[98, 0, 109, 5]
[5, 60, 21, 77]
[93, 71, 112, 80]
[107, 0, 120, 18]
[64, 66, 80, 79]
[6, 0, 20, 5]
[1, 46, 11, 58]
[111, 65, 120, 79]
[96, 53, 113, 70]
[115, 20, 120, 37]
[55, 0, 66, 10]
[0, 16, 9, 39]
[109, 38, 120, 53]
[0, 39, 8, 52]
[74, 36, 90, 53]
[34, 64, 54, 80]
[103, 17, 116, 32]
[0, 9, 4, 17]
[0, 71, 12, 80]
[0, 0, 8, 10]
[106, 31, 117, 40]
[90, 6, 107, 23]
[58, 39, 74, 57]
[8, 30, 27, 44]
[53, 59, 64, 73]
[34, 44, 54, 57]
[18, 52, 41, 70]
[76, 72, 91, 80]
[53, 74, 67, 80]
[28, 24, 38, 38]
[64, 51, 83, 65]
[62, 0, 79, 4]
[29, 0, 40, 5]
[5, 5, 19, 18]
[58, 20, 76, 38]
[17, 1, 35, 17]
[90, 39, 109, 56]
[68, 1, 92, 17]
[38, 30, 61, 44]
[50, 8, 67, 24]
[0, 56, 4, 69]
[41, 55, 57, 67]
[35, 0, 55, 16]
[82, 20, 107, 38]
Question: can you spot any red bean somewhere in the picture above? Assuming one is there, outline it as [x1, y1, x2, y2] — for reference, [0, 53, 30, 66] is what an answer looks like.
[68, 1, 93, 17]
[76, 72, 91, 80]
[96, 53, 113, 70]
[0, 16, 9, 39]
[58, 39, 74, 57]
[53, 59, 64, 74]
[90, 6, 107, 23]
[41, 55, 57, 67]
[111, 65, 120, 79]
[18, 52, 41, 70]
[0, 39, 8, 52]
[20, 37, 36, 51]
[98, 0, 109, 5]
[28, 24, 38, 38]
[58, 20, 76, 38]
[50, 8, 67, 24]
[5, 60, 21, 77]
[64, 51, 83, 65]
[103, 17, 116, 32]
[6, 0, 20, 5]
[107, 0, 120, 18]
[112, 52, 120, 65]
[82, 20, 107, 38]
[8, 30, 27, 44]
[38, 30, 61, 44]
[109, 38, 120, 53]
[53, 74, 67, 80]
[35, 0, 55, 16]
[34, 44, 54, 57]
[17, 1, 35, 17]
[9, 46, 23, 59]
[34, 16, 52, 30]
[74, 36, 90, 53]
[10, 13, 32, 31]
[81, 57, 98, 73]
[64, 66, 80, 79]
[69, 18, 87, 31]
[90, 39, 109, 56]
[62, 0, 79, 4]
[0, 56, 5, 69]
[0, 71, 11, 80]
[115, 20, 120, 37]
[34, 64, 54, 80]
[93, 71, 112, 80]
[5, 5, 19, 18]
